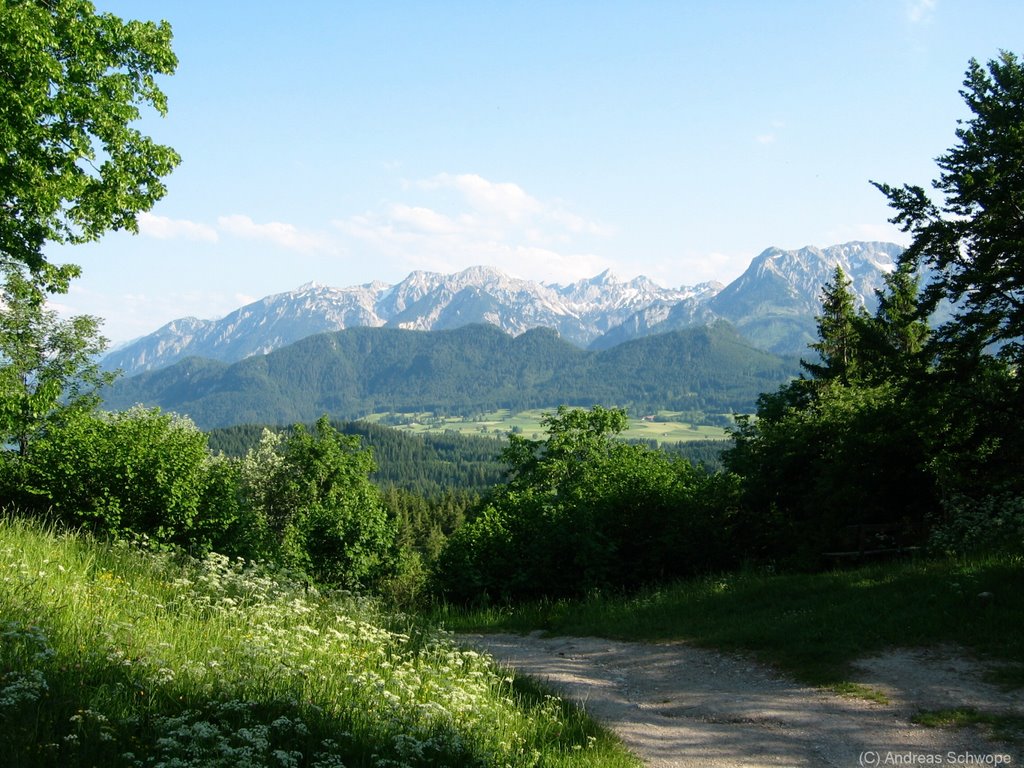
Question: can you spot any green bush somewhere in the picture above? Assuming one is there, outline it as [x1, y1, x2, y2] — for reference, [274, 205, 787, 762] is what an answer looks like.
[18, 406, 242, 553]
[724, 382, 934, 566]
[239, 417, 396, 589]
[929, 492, 1024, 556]
[434, 498, 524, 602]
[7, 410, 398, 588]
[434, 406, 742, 602]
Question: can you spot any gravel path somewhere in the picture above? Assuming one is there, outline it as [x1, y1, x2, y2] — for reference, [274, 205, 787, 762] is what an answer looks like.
[461, 632, 1023, 768]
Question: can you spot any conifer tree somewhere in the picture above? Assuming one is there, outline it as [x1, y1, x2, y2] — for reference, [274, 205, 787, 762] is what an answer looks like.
[874, 51, 1024, 370]
[857, 264, 930, 385]
[802, 266, 865, 385]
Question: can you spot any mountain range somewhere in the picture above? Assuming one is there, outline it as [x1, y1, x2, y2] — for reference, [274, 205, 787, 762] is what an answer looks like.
[102, 241, 904, 376]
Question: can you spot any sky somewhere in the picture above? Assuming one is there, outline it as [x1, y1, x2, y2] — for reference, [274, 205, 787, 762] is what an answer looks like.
[46, 0, 1024, 346]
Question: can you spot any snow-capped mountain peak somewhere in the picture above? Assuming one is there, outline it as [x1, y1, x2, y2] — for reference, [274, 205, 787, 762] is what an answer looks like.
[101, 242, 904, 376]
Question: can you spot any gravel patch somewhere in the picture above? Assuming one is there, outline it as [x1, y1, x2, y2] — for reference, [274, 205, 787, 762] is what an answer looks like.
[461, 632, 1022, 768]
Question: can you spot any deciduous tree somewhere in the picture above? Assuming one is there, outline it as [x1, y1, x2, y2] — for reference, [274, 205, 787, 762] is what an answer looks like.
[0, 0, 179, 281]
[0, 265, 113, 455]
[241, 417, 395, 588]
[436, 406, 740, 602]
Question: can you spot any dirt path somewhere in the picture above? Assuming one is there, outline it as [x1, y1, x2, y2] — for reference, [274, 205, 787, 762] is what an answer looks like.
[460, 632, 1023, 768]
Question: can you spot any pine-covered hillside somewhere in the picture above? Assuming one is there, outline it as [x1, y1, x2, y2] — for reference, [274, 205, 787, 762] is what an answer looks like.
[104, 322, 799, 429]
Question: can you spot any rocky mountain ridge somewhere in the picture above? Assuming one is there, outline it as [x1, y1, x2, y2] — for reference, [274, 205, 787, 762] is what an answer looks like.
[102, 241, 903, 376]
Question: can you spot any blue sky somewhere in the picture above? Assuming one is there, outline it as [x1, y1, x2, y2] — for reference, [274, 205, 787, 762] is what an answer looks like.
[48, 1, 1024, 345]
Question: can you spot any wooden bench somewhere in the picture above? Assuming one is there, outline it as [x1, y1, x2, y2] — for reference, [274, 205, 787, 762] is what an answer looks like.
[822, 522, 921, 564]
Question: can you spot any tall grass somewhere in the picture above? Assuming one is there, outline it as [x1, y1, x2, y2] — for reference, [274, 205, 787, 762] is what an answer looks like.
[438, 556, 1024, 690]
[0, 514, 639, 768]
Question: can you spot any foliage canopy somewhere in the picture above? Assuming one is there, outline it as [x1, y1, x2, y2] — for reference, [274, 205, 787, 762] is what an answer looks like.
[728, 51, 1024, 563]
[0, 265, 114, 455]
[436, 406, 741, 602]
[240, 417, 396, 588]
[14, 406, 241, 552]
[0, 0, 179, 282]
[874, 50, 1024, 369]
[874, 51, 1024, 515]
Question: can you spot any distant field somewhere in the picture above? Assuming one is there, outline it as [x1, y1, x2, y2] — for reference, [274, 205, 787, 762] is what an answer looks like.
[362, 408, 731, 443]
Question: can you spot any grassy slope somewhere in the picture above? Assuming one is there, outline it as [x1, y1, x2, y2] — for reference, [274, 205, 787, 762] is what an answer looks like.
[438, 556, 1024, 691]
[0, 516, 639, 768]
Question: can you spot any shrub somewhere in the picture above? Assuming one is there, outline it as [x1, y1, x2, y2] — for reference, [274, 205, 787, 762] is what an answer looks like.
[929, 491, 1024, 556]
[239, 417, 396, 589]
[18, 406, 243, 553]
[724, 382, 935, 566]
[434, 406, 742, 602]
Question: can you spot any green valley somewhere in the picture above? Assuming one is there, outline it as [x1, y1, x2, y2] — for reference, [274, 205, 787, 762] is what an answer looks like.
[102, 322, 799, 430]
[362, 408, 731, 443]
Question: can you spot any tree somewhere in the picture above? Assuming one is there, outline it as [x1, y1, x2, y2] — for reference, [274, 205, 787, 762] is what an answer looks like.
[724, 381, 934, 565]
[723, 266, 938, 565]
[241, 417, 395, 588]
[857, 264, 930, 384]
[0, 0, 180, 281]
[499, 405, 630, 489]
[802, 266, 865, 384]
[19, 406, 245, 554]
[873, 51, 1024, 524]
[0, 265, 114, 455]
[435, 406, 740, 602]
[873, 51, 1024, 369]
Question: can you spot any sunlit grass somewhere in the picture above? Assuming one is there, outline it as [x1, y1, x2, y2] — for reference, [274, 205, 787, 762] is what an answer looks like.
[0, 514, 639, 768]
[913, 708, 1024, 743]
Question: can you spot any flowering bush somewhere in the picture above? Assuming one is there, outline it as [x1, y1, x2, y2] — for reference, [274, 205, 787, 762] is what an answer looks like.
[929, 492, 1024, 556]
[239, 417, 396, 589]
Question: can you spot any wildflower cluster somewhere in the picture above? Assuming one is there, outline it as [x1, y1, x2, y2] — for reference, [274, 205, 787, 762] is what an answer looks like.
[0, 518, 625, 768]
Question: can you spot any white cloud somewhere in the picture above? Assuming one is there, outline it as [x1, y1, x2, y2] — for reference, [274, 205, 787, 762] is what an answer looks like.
[419, 173, 543, 222]
[217, 214, 333, 253]
[504, 245, 610, 285]
[822, 222, 911, 249]
[138, 212, 219, 242]
[649, 250, 751, 288]
[755, 119, 785, 146]
[334, 172, 614, 282]
[419, 172, 611, 238]
[550, 208, 615, 237]
[55, 284, 256, 345]
[389, 204, 463, 235]
[233, 292, 258, 306]
[907, 0, 936, 23]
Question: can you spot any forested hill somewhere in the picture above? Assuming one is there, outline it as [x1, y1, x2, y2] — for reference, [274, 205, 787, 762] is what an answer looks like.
[103, 321, 800, 430]
[208, 420, 507, 498]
